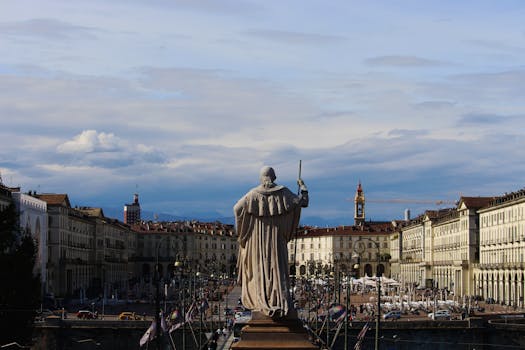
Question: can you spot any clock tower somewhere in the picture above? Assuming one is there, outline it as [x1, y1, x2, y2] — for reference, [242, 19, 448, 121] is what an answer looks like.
[354, 182, 365, 226]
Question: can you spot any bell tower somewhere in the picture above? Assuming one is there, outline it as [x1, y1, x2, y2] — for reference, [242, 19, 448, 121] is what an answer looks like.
[354, 181, 365, 226]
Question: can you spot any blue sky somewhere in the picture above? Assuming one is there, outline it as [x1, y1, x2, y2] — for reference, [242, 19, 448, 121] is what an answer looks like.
[1, 1, 525, 225]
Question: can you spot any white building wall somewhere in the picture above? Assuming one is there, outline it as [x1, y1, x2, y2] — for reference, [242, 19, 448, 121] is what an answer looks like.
[477, 197, 525, 307]
[12, 192, 48, 292]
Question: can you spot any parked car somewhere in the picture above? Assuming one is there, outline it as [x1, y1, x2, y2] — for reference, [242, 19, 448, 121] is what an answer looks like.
[428, 310, 451, 320]
[77, 310, 97, 319]
[234, 310, 252, 322]
[383, 310, 402, 320]
[118, 311, 142, 320]
[409, 309, 420, 315]
[233, 306, 245, 313]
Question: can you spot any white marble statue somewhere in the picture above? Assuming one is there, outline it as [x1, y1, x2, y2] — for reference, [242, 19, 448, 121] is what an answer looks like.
[234, 166, 308, 318]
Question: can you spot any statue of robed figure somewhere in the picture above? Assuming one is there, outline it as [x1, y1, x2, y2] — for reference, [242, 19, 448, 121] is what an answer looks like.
[234, 165, 308, 319]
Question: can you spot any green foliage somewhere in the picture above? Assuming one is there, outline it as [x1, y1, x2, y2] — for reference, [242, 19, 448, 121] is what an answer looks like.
[0, 203, 18, 252]
[0, 204, 41, 345]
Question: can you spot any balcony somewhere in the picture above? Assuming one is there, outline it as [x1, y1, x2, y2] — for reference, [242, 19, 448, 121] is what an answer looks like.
[59, 257, 89, 265]
[104, 256, 127, 263]
[478, 263, 499, 269]
[503, 262, 524, 269]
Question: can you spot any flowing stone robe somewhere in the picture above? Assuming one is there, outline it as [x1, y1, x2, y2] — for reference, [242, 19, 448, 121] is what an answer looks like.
[234, 184, 307, 318]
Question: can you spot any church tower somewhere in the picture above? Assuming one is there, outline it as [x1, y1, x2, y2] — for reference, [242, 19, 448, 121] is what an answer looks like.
[354, 182, 365, 226]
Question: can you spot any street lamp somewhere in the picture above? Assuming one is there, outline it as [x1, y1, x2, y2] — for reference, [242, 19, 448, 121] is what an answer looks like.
[174, 260, 186, 350]
[343, 252, 359, 350]
[353, 238, 381, 350]
[155, 236, 169, 350]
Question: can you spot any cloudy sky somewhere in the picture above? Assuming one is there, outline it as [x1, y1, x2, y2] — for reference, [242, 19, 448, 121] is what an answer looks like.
[1, 1, 525, 225]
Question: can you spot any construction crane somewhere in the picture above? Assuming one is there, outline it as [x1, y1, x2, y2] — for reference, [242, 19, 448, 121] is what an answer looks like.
[346, 198, 457, 206]
[365, 199, 457, 206]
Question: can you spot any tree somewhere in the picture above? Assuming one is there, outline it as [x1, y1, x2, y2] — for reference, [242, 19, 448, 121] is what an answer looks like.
[0, 203, 41, 345]
[0, 203, 17, 252]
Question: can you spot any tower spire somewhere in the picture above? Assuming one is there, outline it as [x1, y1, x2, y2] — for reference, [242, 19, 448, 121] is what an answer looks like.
[354, 181, 365, 226]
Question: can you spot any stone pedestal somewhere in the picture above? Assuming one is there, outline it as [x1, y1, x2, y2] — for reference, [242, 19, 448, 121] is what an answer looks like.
[231, 312, 318, 350]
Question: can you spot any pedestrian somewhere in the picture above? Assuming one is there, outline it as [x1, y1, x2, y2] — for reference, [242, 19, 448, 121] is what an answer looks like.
[222, 326, 228, 337]
[208, 339, 217, 350]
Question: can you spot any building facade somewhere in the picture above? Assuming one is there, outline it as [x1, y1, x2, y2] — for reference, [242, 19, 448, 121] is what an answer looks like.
[398, 209, 457, 289]
[36, 194, 96, 297]
[12, 191, 49, 293]
[289, 225, 393, 278]
[431, 197, 492, 296]
[289, 182, 393, 278]
[124, 193, 141, 225]
[130, 221, 237, 299]
[388, 221, 404, 282]
[78, 207, 131, 300]
[36, 194, 135, 299]
[0, 182, 12, 211]
[475, 190, 525, 308]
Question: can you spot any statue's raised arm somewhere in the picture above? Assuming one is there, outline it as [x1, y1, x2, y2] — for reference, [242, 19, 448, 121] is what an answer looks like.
[234, 166, 307, 319]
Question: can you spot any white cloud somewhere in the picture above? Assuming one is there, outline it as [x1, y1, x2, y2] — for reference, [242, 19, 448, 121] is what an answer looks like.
[55, 130, 166, 168]
[57, 130, 122, 153]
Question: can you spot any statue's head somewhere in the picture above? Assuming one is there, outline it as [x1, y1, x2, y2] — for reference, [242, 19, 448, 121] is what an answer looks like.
[259, 166, 276, 187]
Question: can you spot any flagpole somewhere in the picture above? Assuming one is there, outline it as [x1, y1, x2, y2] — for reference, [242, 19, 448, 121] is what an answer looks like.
[155, 238, 164, 350]
[175, 260, 186, 350]
[199, 301, 203, 350]
[168, 332, 177, 350]
[345, 274, 349, 350]
[326, 273, 330, 348]
[292, 160, 302, 305]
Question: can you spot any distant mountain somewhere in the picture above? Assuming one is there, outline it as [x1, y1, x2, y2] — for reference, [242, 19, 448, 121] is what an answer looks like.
[102, 206, 347, 227]
[101, 206, 235, 225]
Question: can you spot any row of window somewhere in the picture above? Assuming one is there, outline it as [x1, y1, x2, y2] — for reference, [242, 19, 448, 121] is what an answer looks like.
[480, 225, 524, 245]
[479, 247, 524, 265]
[480, 206, 525, 227]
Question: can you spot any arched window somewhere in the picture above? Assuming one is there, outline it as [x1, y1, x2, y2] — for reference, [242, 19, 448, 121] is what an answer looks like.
[299, 265, 306, 275]
[364, 264, 373, 277]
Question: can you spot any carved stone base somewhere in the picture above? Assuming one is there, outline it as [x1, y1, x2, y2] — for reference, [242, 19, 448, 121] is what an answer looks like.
[231, 312, 318, 350]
